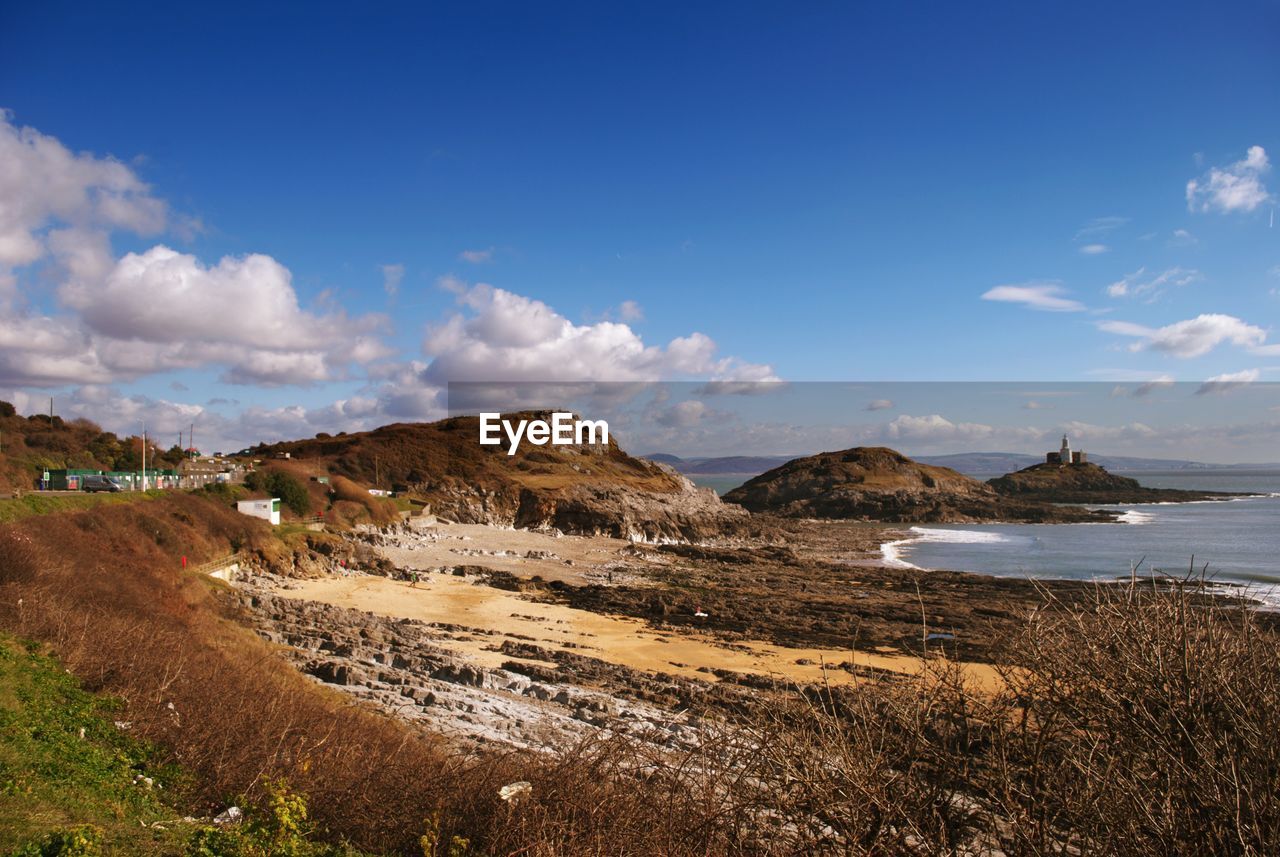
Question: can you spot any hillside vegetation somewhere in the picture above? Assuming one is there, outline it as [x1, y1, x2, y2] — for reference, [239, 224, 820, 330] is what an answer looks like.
[0, 400, 189, 494]
[254, 415, 744, 540]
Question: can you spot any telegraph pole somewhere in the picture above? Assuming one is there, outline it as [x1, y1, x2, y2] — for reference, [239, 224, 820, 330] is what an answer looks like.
[141, 424, 147, 491]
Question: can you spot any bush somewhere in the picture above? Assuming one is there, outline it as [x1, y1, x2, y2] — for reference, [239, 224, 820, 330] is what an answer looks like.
[12, 825, 102, 856]
[245, 470, 310, 516]
[185, 780, 361, 857]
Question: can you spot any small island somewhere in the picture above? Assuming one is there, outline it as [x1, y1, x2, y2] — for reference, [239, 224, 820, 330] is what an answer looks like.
[987, 435, 1243, 505]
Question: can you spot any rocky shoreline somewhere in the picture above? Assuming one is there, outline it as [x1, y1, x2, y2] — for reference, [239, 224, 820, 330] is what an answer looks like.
[229, 574, 721, 752]
[221, 509, 1272, 757]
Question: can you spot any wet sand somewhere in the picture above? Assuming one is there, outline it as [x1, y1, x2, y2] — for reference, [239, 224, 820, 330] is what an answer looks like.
[280, 572, 1002, 690]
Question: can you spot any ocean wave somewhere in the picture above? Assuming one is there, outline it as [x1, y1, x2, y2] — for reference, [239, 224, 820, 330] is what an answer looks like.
[879, 527, 1013, 571]
[906, 527, 1013, 544]
[1118, 510, 1156, 525]
[879, 540, 920, 570]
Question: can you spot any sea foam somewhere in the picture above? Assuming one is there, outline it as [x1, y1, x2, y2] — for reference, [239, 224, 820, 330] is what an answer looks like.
[880, 527, 1012, 570]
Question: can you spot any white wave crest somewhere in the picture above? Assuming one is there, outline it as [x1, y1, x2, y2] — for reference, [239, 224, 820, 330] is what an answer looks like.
[879, 540, 919, 569]
[880, 527, 1012, 570]
[906, 527, 1012, 544]
[1118, 510, 1156, 525]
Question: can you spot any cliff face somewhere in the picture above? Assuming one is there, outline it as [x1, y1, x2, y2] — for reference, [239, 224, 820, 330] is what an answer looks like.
[723, 447, 1112, 523]
[988, 462, 1238, 504]
[255, 415, 746, 542]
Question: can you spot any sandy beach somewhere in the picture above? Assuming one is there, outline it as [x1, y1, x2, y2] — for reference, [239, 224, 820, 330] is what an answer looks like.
[276, 521, 1004, 691]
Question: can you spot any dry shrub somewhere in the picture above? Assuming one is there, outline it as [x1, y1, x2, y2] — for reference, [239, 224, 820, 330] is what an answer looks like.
[985, 579, 1280, 855]
[655, 579, 1280, 856]
[0, 495, 458, 853]
[327, 476, 399, 527]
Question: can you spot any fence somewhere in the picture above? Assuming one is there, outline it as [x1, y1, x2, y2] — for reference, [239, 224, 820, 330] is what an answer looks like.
[188, 553, 243, 581]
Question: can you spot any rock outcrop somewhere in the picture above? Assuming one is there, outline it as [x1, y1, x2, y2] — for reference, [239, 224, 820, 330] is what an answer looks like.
[987, 461, 1240, 504]
[229, 577, 724, 751]
[723, 447, 1114, 523]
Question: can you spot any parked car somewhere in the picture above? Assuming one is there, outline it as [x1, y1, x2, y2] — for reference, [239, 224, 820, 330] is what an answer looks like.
[82, 475, 123, 493]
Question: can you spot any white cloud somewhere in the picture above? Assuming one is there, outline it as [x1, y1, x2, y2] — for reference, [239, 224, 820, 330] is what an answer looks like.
[885, 414, 997, 445]
[419, 280, 777, 385]
[381, 263, 404, 296]
[0, 115, 392, 389]
[459, 247, 495, 264]
[1074, 216, 1128, 240]
[866, 399, 893, 411]
[618, 300, 644, 322]
[56, 245, 393, 385]
[0, 110, 166, 272]
[0, 115, 776, 444]
[1196, 369, 1259, 395]
[1132, 375, 1175, 397]
[981, 282, 1086, 312]
[1248, 342, 1280, 357]
[1079, 243, 1109, 255]
[1098, 313, 1267, 358]
[1186, 145, 1271, 214]
[1170, 228, 1197, 246]
[1105, 266, 1200, 300]
[655, 400, 715, 428]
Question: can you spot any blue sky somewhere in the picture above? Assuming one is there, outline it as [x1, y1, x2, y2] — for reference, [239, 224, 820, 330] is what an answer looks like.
[1, 1, 1277, 455]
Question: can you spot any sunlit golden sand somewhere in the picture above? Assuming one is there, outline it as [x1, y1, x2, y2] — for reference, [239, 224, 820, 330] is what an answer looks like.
[281, 573, 1002, 690]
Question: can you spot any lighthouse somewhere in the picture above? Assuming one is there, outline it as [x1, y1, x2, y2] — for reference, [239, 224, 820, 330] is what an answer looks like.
[1046, 434, 1087, 465]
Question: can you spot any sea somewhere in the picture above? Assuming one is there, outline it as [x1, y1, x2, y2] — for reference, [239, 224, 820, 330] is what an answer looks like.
[876, 470, 1280, 599]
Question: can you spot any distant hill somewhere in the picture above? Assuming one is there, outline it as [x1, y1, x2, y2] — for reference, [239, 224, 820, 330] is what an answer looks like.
[253, 415, 746, 541]
[721, 446, 1110, 523]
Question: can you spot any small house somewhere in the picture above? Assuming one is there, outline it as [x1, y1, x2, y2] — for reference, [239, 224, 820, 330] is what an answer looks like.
[237, 498, 281, 526]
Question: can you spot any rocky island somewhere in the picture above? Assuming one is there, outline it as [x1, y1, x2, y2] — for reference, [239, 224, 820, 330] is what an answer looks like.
[722, 446, 1116, 523]
[987, 461, 1241, 504]
[987, 434, 1244, 504]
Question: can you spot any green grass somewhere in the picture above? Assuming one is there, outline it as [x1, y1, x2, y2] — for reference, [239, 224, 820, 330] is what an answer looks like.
[0, 634, 385, 856]
[0, 634, 193, 855]
[0, 491, 165, 524]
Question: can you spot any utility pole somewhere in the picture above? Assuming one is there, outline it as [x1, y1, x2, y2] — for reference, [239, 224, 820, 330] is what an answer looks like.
[141, 425, 147, 492]
[190, 422, 195, 459]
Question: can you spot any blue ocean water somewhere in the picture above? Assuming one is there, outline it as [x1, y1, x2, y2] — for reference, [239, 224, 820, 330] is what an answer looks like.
[882, 470, 1280, 593]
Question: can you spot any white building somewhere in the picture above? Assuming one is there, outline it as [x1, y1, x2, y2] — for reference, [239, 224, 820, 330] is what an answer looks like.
[1046, 434, 1087, 465]
[236, 498, 281, 526]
